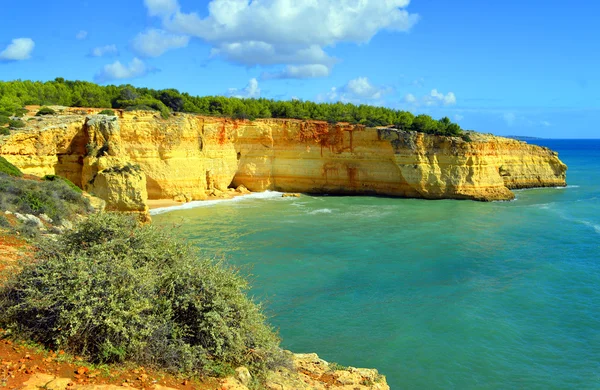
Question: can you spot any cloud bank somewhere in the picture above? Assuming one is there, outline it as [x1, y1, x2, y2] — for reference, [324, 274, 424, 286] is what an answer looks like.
[143, 0, 419, 78]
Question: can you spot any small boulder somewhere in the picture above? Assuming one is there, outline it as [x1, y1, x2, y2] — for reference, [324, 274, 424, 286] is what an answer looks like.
[39, 213, 53, 223]
[282, 193, 301, 198]
[235, 367, 252, 385]
[235, 185, 251, 194]
[15, 213, 44, 229]
[60, 219, 74, 231]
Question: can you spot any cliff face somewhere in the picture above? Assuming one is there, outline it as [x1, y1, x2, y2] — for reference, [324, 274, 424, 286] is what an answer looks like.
[0, 109, 567, 208]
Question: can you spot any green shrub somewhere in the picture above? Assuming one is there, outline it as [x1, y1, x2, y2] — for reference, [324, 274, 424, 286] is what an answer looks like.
[0, 172, 88, 222]
[0, 128, 9, 136]
[0, 115, 9, 126]
[15, 218, 40, 239]
[0, 214, 10, 228]
[8, 120, 25, 129]
[35, 107, 56, 116]
[0, 157, 22, 177]
[0, 213, 287, 380]
[98, 109, 116, 116]
[14, 108, 28, 117]
[42, 175, 82, 193]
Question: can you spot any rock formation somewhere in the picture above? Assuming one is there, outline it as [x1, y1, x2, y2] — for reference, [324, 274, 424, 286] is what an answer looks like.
[0, 109, 567, 212]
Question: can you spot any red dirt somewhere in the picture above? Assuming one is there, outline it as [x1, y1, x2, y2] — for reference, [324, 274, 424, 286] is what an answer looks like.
[0, 335, 221, 389]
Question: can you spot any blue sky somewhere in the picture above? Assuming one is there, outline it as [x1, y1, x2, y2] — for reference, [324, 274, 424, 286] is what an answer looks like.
[1, 0, 597, 138]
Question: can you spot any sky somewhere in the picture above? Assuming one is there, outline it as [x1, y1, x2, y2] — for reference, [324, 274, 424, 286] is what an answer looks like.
[0, 0, 598, 138]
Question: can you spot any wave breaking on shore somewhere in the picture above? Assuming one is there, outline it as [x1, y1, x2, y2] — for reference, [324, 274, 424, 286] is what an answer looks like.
[149, 191, 285, 215]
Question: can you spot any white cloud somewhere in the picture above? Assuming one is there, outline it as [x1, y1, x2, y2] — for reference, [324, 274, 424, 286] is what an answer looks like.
[228, 78, 261, 99]
[503, 112, 516, 126]
[541, 120, 552, 127]
[0, 38, 35, 61]
[132, 29, 189, 57]
[144, 0, 179, 17]
[454, 114, 464, 121]
[404, 93, 417, 104]
[345, 77, 391, 100]
[146, 0, 419, 78]
[405, 89, 457, 107]
[426, 89, 456, 106]
[262, 64, 330, 80]
[76, 30, 88, 40]
[412, 78, 425, 87]
[95, 58, 149, 82]
[90, 44, 118, 57]
[318, 77, 392, 103]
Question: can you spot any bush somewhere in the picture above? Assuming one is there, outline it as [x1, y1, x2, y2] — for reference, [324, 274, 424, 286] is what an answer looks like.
[0, 214, 10, 228]
[8, 120, 25, 129]
[98, 109, 116, 116]
[0, 157, 22, 177]
[0, 172, 88, 222]
[14, 108, 28, 117]
[0, 214, 287, 380]
[42, 175, 82, 193]
[0, 115, 9, 126]
[0, 128, 9, 136]
[35, 107, 56, 116]
[15, 219, 40, 239]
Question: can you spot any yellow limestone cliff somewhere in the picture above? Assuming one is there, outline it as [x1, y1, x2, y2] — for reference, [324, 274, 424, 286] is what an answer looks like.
[0, 109, 567, 210]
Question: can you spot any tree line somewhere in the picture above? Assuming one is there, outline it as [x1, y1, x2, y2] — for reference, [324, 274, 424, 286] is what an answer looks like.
[0, 78, 464, 136]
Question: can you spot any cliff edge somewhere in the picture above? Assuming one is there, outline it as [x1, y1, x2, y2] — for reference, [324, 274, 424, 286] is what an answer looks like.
[0, 108, 567, 211]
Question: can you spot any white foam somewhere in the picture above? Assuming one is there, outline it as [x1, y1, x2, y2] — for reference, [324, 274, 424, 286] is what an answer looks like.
[150, 191, 284, 215]
[513, 185, 579, 193]
[308, 208, 333, 215]
[581, 220, 600, 235]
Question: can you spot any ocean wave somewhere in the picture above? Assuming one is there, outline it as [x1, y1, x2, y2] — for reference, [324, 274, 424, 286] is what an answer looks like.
[308, 208, 333, 215]
[150, 191, 284, 215]
[581, 220, 600, 235]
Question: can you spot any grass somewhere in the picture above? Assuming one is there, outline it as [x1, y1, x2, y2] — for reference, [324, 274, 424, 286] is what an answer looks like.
[0, 172, 89, 222]
[42, 175, 82, 193]
[0, 157, 22, 177]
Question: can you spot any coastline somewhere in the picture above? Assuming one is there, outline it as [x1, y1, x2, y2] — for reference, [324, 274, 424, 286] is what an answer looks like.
[148, 190, 286, 215]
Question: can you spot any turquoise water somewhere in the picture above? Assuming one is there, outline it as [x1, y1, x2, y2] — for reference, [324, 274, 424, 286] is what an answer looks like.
[153, 140, 600, 389]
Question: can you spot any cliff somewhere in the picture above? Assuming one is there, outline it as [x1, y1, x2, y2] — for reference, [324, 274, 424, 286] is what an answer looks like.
[0, 108, 567, 210]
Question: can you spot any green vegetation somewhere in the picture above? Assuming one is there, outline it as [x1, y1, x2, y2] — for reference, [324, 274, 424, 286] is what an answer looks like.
[0, 214, 9, 228]
[42, 174, 83, 193]
[35, 106, 56, 116]
[98, 109, 116, 116]
[0, 78, 464, 136]
[8, 119, 25, 129]
[0, 157, 22, 177]
[0, 213, 287, 381]
[0, 128, 9, 136]
[0, 172, 88, 222]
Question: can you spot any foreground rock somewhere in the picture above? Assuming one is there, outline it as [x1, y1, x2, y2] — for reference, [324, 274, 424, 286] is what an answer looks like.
[265, 353, 389, 390]
[0, 108, 567, 211]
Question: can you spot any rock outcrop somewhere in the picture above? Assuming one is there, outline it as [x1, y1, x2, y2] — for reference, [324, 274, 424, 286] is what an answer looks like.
[266, 353, 389, 390]
[0, 109, 567, 211]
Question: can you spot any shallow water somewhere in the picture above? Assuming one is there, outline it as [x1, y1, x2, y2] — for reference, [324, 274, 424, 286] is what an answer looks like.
[154, 140, 600, 389]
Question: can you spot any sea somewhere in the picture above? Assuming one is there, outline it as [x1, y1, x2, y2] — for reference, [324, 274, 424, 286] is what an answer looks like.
[153, 140, 600, 389]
